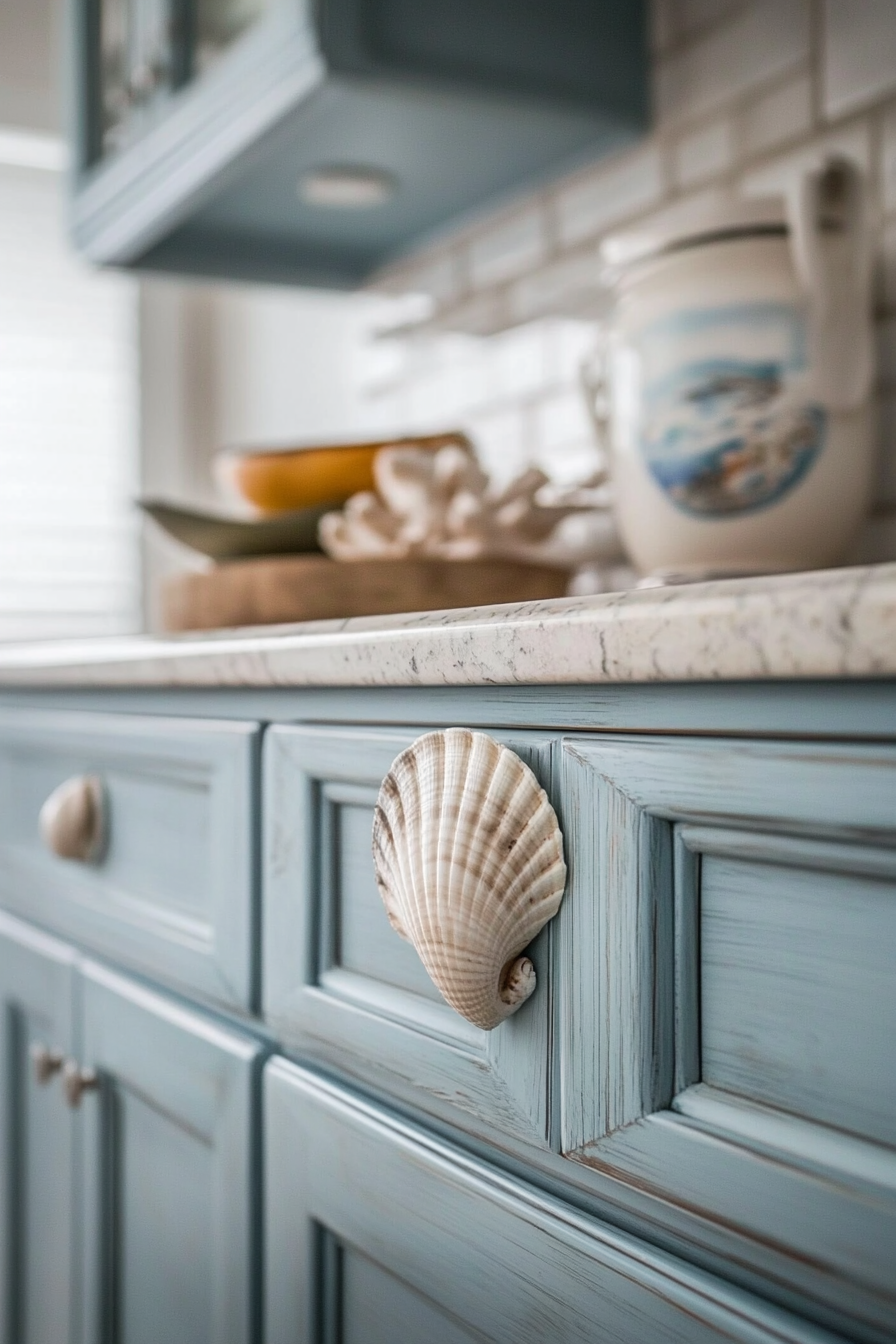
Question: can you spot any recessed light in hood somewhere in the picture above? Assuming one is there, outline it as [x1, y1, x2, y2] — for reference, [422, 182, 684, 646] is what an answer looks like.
[298, 166, 397, 209]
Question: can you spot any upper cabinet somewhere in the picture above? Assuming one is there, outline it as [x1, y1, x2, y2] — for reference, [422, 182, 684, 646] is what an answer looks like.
[70, 0, 649, 287]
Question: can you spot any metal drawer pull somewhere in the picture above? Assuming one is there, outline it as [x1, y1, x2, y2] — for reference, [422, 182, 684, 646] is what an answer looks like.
[30, 1042, 64, 1085]
[372, 728, 567, 1031]
[62, 1060, 99, 1109]
[39, 775, 106, 863]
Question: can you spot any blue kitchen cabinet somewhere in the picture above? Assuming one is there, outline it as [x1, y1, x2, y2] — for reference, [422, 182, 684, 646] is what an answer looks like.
[70, 0, 648, 286]
[1, 679, 895, 1344]
[0, 911, 78, 1344]
[0, 911, 264, 1344]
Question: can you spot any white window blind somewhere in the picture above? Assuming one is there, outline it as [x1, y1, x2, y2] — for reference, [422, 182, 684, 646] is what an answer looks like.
[0, 148, 140, 640]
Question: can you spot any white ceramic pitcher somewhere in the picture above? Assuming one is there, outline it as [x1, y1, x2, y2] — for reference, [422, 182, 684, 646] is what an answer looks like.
[592, 158, 876, 579]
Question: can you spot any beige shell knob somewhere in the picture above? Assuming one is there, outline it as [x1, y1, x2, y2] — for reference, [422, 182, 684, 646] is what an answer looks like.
[62, 1060, 99, 1109]
[39, 775, 106, 863]
[30, 1042, 64, 1085]
[372, 729, 567, 1031]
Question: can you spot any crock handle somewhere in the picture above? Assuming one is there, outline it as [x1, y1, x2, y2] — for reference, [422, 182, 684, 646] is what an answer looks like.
[786, 156, 874, 412]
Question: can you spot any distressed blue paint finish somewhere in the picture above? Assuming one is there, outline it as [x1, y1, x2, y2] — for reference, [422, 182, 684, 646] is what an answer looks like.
[558, 735, 896, 1342]
[0, 911, 77, 1344]
[2, 680, 896, 740]
[77, 959, 265, 1344]
[0, 708, 261, 1010]
[263, 722, 556, 1148]
[0, 686, 895, 1344]
[264, 1057, 843, 1344]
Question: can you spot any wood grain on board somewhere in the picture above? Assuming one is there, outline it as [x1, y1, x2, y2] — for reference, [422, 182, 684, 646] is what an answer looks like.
[162, 556, 571, 632]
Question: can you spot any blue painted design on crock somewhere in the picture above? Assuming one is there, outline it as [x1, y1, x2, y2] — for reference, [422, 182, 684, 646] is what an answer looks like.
[635, 304, 825, 518]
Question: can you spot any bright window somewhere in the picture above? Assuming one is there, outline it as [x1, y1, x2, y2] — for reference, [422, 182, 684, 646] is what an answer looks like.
[0, 133, 140, 640]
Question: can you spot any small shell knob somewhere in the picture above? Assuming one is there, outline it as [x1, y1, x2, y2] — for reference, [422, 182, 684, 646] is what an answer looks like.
[39, 775, 106, 863]
[372, 729, 566, 1031]
[30, 1042, 64, 1085]
[62, 1060, 99, 1109]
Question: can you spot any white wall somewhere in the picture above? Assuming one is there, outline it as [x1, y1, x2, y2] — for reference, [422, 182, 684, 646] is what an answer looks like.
[138, 277, 398, 625]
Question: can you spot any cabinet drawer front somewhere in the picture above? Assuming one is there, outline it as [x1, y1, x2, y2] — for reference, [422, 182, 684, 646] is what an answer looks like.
[263, 723, 557, 1150]
[0, 709, 260, 1008]
[558, 736, 896, 1339]
[265, 1058, 837, 1344]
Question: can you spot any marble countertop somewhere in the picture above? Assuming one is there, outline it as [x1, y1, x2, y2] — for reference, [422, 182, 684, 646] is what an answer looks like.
[0, 563, 893, 690]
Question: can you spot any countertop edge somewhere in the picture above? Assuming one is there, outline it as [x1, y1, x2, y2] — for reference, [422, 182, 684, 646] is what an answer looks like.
[0, 563, 893, 689]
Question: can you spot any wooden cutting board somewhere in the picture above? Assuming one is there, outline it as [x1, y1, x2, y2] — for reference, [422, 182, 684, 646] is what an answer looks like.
[162, 555, 571, 632]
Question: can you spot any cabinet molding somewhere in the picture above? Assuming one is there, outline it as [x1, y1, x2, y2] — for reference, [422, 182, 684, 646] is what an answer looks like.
[265, 1058, 840, 1344]
[557, 735, 896, 1341]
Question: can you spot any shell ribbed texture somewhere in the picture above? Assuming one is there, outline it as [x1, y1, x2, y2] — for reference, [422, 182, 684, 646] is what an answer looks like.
[372, 728, 566, 1030]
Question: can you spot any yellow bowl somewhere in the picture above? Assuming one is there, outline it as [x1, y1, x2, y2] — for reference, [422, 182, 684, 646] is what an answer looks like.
[217, 432, 473, 515]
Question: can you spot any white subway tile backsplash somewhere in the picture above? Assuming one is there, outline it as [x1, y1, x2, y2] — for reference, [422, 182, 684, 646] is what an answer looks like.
[545, 320, 602, 385]
[615, 185, 731, 246]
[465, 406, 530, 482]
[823, 0, 896, 119]
[675, 0, 742, 40]
[743, 74, 813, 156]
[674, 119, 734, 186]
[467, 206, 546, 289]
[533, 437, 601, 486]
[491, 324, 549, 401]
[352, 337, 409, 395]
[656, 0, 809, 124]
[534, 389, 593, 455]
[555, 146, 663, 248]
[508, 248, 607, 324]
[436, 290, 510, 336]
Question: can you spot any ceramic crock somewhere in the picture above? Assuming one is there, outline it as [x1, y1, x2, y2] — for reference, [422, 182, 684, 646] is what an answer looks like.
[594, 158, 876, 579]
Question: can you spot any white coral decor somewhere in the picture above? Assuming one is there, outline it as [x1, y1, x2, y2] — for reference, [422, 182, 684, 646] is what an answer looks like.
[319, 444, 600, 564]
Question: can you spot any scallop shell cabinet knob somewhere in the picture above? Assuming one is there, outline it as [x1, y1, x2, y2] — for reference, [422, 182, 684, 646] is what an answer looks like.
[39, 775, 106, 863]
[372, 729, 567, 1031]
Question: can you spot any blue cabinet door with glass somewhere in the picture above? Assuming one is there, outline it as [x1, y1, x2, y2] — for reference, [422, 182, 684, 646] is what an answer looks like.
[0, 910, 264, 1344]
[70, 0, 648, 286]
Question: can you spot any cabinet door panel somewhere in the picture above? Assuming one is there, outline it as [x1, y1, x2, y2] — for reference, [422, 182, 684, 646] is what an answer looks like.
[0, 910, 76, 1344]
[263, 724, 556, 1150]
[557, 736, 896, 1341]
[340, 1246, 481, 1344]
[700, 854, 895, 1144]
[265, 1058, 835, 1344]
[78, 960, 264, 1344]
